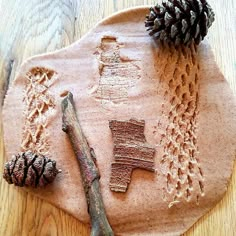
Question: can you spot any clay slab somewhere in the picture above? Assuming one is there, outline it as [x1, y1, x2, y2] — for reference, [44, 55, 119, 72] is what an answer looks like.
[3, 7, 236, 235]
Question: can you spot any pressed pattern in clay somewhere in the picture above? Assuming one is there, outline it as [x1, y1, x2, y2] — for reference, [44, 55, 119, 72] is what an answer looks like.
[21, 67, 57, 156]
[95, 36, 141, 105]
[154, 43, 204, 205]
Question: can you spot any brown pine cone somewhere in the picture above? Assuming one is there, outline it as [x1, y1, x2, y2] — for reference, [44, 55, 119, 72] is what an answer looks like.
[3, 151, 60, 187]
[145, 0, 215, 45]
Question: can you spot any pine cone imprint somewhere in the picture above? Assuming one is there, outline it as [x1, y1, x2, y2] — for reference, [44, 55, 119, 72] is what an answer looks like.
[145, 0, 215, 45]
[3, 151, 59, 187]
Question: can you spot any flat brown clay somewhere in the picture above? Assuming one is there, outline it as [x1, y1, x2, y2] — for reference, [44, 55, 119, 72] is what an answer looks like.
[3, 7, 236, 236]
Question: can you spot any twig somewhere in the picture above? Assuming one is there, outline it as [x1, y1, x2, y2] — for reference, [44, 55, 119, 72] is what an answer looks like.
[61, 92, 114, 236]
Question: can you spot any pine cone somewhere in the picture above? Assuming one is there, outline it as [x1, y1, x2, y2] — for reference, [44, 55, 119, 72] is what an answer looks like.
[145, 0, 215, 45]
[3, 151, 60, 187]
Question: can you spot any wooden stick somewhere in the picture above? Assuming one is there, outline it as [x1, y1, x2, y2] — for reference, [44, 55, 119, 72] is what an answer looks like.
[61, 92, 114, 236]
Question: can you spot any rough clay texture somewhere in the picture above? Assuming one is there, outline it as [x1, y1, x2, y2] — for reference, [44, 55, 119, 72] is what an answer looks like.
[2, 7, 236, 236]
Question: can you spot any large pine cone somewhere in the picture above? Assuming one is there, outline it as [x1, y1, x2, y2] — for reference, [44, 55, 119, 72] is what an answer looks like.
[3, 151, 60, 187]
[145, 0, 215, 45]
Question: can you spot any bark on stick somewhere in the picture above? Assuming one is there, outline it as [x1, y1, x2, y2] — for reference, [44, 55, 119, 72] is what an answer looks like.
[61, 92, 114, 236]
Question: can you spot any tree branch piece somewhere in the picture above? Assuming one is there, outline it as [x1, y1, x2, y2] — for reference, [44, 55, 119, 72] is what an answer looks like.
[61, 92, 114, 236]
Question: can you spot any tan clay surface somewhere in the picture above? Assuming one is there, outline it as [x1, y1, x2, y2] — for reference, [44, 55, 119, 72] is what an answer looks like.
[3, 7, 236, 235]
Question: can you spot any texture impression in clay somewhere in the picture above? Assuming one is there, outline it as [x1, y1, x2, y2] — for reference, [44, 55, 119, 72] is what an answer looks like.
[21, 67, 56, 155]
[95, 36, 141, 105]
[109, 119, 155, 192]
[156, 43, 205, 205]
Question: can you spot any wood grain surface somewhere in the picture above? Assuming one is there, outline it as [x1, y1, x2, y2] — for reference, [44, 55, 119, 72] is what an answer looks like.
[0, 0, 235, 235]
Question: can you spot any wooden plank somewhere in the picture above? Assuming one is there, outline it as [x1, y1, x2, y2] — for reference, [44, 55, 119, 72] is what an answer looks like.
[0, 0, 235, 235]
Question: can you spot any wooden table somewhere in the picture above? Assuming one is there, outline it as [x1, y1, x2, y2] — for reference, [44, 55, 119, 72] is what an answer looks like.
[0, 0, 235, 235]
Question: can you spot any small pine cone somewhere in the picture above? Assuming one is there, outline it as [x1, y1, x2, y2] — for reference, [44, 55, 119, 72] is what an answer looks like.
[3, 151, 60, 187]
[145, 0, 215, 45]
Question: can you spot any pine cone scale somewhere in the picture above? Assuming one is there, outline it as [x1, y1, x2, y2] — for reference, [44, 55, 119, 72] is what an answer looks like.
[25, 166, 37, 187]
[201, 12, 208, 36]
[182, 19, 188, 34]
[190, 11, 197, 25]
[194, 23, 200, 38]
[33, 155, 46, 178]
[3, 155, 17, 184]
[13, 155, 27, 186]
[3, 163, 12, 184]
[174, 7, 182, 20]
[164, 12, 173, 27]
[184, 31, 191, 44]
[171, 24, 178, 38]
[196, 0, 203, 13]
